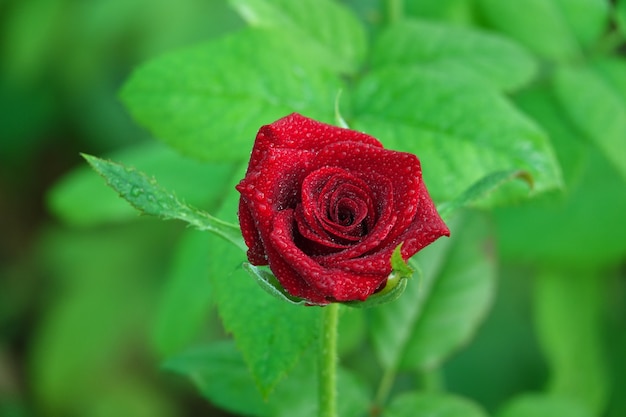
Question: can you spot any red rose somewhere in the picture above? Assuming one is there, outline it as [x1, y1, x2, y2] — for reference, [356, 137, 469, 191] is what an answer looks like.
[236, 113, 449, 305]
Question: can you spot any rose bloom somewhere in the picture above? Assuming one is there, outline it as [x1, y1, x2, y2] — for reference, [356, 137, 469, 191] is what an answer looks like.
[236, 113, 449, 305]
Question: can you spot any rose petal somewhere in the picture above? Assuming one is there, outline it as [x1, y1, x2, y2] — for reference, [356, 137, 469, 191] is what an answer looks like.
[301, 167, 375, 243]
[237, 199, 267, 265]
[335, 180, 450, 275]
[396, 180, 451, 258]
[270, 210, 387, 302]
[312, 141, 422, 236]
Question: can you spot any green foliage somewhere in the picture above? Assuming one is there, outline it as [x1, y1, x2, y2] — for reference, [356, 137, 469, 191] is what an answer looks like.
[164, 341, 369, 417]
[477, 0, 609, 61]
[351, 66, 562, 202]
[150, 229, 214, 358]
[120, 28, 343, 162]
[383, 392, 488, 417]
[534, 270, 609, 414]
[496, 88, 626, 266]
[209, 249, 321, 396]
[619, 0, 626, 35]
[497, 394, 594, 417]
[48, 142, 236, 226]
[228, 0, 367, 74]
[370, 212, 496, 372]
[371, 19, 537, 91]
[83, 154, 244, 250]
[31, 222, 178, 416]
[437, 170, 533, 220]
[553, 61, 626, 182]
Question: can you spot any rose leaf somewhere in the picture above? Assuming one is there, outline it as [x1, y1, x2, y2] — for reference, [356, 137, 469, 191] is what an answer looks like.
[369, 212, 496, 372]
[382, 392, 488, 417]
[496, 394, 595, 417]
[82, 154, 245, 251]
[49, 142, 235, 227]
[397, 212, 496, 371]
[371, 19, 537, 92]
[150, 229, 214, 359]
[120, 28, 343, 162]
[228, 0, 366, 75]
[352, 67, 563, 203]
[164, 341, 369, 417]
[436, 169, 533, 221]
[477, 0, 609, 61]
[208, 236, 321, 397]
[552, 62, 626, 183]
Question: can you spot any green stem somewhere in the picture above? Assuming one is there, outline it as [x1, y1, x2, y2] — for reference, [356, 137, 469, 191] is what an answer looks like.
[385, 0, 404, 25]
[419, 368, 445, 392]
[319, 303, 340, 417]
[373, 366, 396, 413]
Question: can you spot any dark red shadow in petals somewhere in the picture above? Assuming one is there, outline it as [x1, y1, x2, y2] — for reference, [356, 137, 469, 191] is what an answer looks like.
[237, 199, 268, 265]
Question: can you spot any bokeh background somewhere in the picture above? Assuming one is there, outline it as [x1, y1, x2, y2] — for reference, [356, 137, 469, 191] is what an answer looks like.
[1, 0, 625, 416]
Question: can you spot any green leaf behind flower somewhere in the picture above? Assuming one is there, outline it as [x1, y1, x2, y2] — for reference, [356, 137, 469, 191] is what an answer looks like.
[164, 341, 369, 417]
[228, 0, 366, 74]
[618, 0, 626, 37]
[553, 61, 626, 182]
[371, 19, 537, 91]
[120, 28, 343, 162]
[477, 0, 609, 61]
[497, 394, 595, 417]
[351, 67, 562, 203]
[370, 212, 496, 372]
[382, 392, 488, 417]
[534, 269, 609, 414]
[205, 189, 321, 396]
[437, 170, 533, 220]
[48, 142, 236, 226]
[83, 154, 245, 250]
[150, 229, 214, 358]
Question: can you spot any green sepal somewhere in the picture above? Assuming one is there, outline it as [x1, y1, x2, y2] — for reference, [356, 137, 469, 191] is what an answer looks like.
[243, 263, 308, 305]
[345, 244, 417, 309]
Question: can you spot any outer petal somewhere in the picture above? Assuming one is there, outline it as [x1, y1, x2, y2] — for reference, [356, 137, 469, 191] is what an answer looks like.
[237, 199, 267, 265]
[396, 180, 450, 258]
[245, 113, 382, 176]
[236, 147, 313, 267]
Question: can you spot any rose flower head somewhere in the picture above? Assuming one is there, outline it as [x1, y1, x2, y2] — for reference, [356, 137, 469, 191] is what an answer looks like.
[236, 113, 449, 305]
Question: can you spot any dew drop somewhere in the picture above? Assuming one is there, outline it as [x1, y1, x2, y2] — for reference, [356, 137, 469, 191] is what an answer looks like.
[130, 186, 143, 197]
[254, 190, 266, 201]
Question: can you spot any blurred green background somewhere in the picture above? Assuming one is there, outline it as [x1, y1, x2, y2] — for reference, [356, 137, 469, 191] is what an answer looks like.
[1, 0, 625, 416]
[0, 0, 245, 415]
